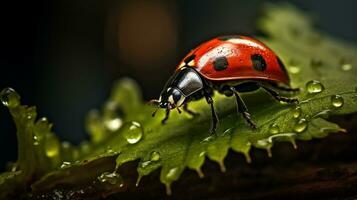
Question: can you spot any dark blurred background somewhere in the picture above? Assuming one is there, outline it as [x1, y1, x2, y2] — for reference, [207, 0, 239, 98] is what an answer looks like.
[0, 0, 356, 170]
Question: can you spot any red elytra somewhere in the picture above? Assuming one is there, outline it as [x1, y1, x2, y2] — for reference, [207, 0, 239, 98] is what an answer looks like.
[176, 35, 290, 85]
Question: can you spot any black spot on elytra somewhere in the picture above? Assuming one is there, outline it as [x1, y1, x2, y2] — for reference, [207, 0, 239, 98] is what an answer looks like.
[213, 56, 229, 71]
[217, 35, 241, 41]
[184, 54, 196, 64]
[276, 56, 287, 74]
[251, 54, 266, 71]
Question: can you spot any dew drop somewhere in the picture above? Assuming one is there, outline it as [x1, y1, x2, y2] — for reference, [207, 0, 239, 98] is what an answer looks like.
[44, 134, 60, 158]
[26, 107, 37, 122]
[288, 66, 301, 74]
[97, 171, 123, 186]
[294, 118, 308, 133]
[60, 161, 71, 169]
[104, 117, 122, 132]
[0, 87, 20, 108]
[33, 136, 39, 146]
[122, 121, 143, 144]
[105, 146, 116, 154]
[306, 80, 324, 94]
[341, 63, 352, 71]
[103, 102, 124, 132]
[37, 117, 49, 127]
[292, 106, 302, 118]
[139, 161, 152, 168]
[150, 151, 160, 162]
[331, 95, 344, 108]
[269, 123, 280, 134]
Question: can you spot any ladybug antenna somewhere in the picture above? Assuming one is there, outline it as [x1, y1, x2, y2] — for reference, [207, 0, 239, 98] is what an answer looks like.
[148, 99, 160, 105]
[152, 106, 160, 117]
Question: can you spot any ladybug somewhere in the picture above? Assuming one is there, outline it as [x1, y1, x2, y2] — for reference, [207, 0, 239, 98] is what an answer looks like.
[151, 35, 298, 133]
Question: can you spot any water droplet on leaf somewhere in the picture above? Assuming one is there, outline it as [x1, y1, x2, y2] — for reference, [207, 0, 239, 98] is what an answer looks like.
[341, 63, 352, 71]
[26, 107, 37, 122]
[331, 95, 344, 108]
[105, 146, 116, 154]
[97, 171, 123, 186]
[288, 66, 301, 74]
[292, 106, 302, 118]
[60, 161, 71, 169]
[294, 118, 308, 133]
[306, 80, 324, 94]
[33, 136, 39, 145]
[104, 117, 122, 132]
[150, 151, 160, 162]
[122, 121, 143, 144]
[269, 123, 280, 134]
[0, 87, 20, 108]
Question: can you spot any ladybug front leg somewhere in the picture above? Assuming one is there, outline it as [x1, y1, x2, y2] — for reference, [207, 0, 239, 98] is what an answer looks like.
[204, 95, 218, 134]
[230, 87, 257, 129]
[161, 109, 170, 124]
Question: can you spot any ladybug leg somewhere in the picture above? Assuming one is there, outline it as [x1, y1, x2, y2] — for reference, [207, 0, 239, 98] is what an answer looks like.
[260, 84, 299, 104]
[204, 95, 218, 134]
[268, 82, 300, 93]
[230, 87, 257, 129]
[183, 104, 199, 117]
[161, 109, 170, 124]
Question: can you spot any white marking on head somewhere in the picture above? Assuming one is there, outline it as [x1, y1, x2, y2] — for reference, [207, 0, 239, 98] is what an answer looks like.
[176, 95, 185, 107]
[187, 59, 195, 67]
[168, 95, 174, 104]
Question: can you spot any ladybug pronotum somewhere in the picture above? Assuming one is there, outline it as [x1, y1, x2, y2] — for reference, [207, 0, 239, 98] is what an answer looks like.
[151, 35, 299, 133]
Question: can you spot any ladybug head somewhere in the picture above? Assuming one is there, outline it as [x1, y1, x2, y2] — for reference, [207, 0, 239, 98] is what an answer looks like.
[150, 87, 186, 116]
[150, 67, 204, 116]
[158, 87, 186, 110]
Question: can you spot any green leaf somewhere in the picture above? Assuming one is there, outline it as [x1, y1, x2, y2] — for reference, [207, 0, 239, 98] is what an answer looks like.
[1, 3, 357, 198]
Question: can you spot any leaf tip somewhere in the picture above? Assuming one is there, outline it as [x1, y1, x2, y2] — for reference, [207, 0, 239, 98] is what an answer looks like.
[244, 152, 252, 164]
[165, 183, 172, 196]
[196, 168, 204, 178]
[218, 160, 226, 173]
[267, 148, 272, 158]
[135, 174, 142, 187]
